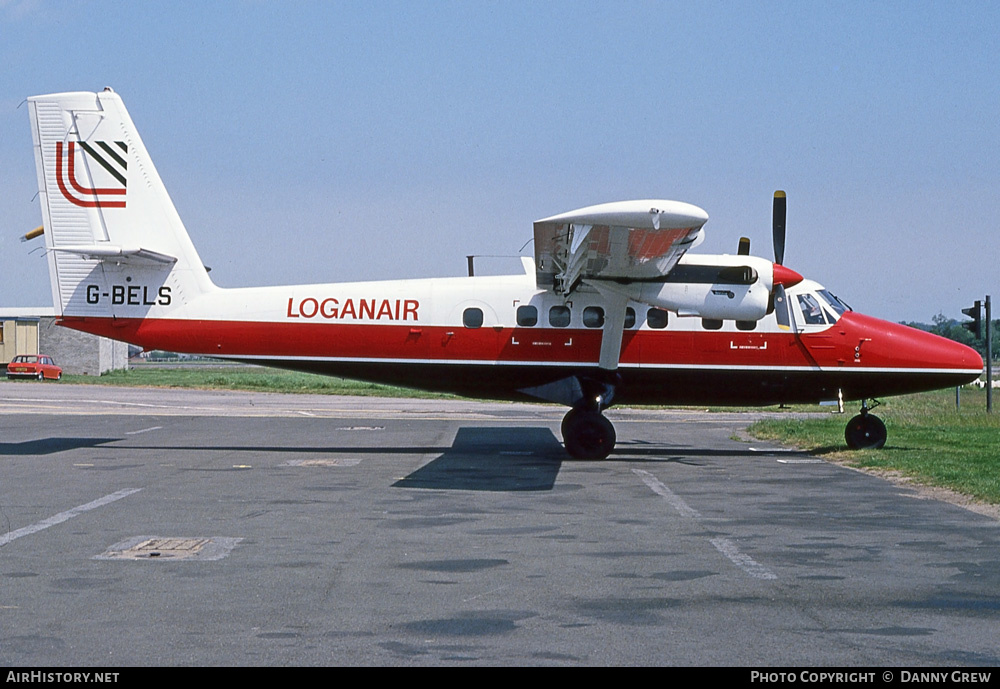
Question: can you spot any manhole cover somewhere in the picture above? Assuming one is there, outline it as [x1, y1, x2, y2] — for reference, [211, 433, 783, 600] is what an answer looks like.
[96, 536, 242, 561]
[283, 458, 363, 467]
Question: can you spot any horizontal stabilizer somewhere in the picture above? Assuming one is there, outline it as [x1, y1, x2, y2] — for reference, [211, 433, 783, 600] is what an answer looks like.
[52, 245, 177, 264]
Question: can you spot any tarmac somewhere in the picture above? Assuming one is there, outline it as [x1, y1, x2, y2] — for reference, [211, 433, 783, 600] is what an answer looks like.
[1, 382, 998, 666]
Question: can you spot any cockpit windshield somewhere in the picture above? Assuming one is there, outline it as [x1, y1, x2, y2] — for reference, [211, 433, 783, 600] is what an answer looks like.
[816, 289, 850, 317]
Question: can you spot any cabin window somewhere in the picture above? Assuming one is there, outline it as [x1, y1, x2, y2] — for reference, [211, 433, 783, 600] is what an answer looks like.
[549, 305, 571, 328]
[797, 294, 827, 325]
[736, 320, 756, 331]
[702, 318, 723, 330]
[647, 308, 668, 329]
[463, 307, 484, 328]
[625, 307, 636, 329]
[516, 305, 538, 327]
[583, 306, 604, 328]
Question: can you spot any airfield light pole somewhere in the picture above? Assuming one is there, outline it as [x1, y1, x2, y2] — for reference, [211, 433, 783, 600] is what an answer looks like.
[987, 295, 993, 413]
[963, 297, 993, 413]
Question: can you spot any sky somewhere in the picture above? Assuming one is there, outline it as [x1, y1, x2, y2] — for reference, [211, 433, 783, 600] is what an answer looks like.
[0, 0, 997, 323]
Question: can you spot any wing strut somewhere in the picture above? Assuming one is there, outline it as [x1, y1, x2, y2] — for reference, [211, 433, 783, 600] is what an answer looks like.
[594, 286, 630, 375]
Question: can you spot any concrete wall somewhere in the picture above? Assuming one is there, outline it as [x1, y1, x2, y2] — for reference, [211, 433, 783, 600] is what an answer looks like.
[38, 317, 128, 375]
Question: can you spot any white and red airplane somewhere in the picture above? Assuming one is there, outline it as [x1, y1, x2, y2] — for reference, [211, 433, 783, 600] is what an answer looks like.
[24, 89, 983, 458]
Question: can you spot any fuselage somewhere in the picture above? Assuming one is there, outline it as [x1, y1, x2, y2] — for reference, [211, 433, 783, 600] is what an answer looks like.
[58, 265, 983, 406]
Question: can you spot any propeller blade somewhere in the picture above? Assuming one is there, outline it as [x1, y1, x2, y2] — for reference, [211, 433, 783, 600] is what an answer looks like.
[773, 283, 791, 331]
[772, 190, 786, 265]
[737, 237, 750, 256]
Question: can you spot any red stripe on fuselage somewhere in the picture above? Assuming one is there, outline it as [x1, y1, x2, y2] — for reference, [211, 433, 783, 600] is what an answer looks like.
[55, 313, 981, 373]
[58, 316, 799, 366]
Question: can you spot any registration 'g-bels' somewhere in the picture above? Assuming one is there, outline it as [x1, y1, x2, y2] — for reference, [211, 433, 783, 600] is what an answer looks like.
[24, 89, 983, 458]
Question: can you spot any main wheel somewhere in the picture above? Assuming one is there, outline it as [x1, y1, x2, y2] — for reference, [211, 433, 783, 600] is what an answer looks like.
[562, 409, 616, 460]
[845, 413, 887, 450]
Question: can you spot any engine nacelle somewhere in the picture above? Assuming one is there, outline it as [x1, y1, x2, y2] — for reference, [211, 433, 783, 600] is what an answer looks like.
[590, 254, 773, 321]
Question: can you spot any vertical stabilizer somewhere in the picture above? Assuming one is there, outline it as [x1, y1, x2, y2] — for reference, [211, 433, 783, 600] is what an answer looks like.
[28, 89, 215, 318]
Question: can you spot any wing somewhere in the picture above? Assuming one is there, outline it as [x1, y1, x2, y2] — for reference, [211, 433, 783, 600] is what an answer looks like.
[522, 200, 710, 408]
[533, 199, 709, 295]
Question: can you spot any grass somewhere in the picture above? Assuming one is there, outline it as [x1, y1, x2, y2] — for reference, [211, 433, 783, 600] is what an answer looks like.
[60, 365, 455, 399]
[748, 388, 1000, 505]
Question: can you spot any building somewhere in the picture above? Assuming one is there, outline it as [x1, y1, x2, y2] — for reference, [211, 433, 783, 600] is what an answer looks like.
[1, 308, 128, 376]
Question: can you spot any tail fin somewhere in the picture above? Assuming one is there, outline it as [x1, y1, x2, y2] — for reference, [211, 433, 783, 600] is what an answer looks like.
[27, 89, 215, 319]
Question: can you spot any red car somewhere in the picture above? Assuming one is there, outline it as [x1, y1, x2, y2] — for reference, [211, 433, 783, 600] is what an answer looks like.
[5, 354, 62, 381]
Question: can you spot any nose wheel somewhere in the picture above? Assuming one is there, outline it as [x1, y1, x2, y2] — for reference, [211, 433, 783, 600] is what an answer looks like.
[844, 401, 887, 449]
[562, 408, 616, 460]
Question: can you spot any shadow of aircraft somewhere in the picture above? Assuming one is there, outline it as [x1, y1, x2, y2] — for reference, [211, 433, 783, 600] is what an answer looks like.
[0, 437, 120, 455]
[120, 426, 566, 492]
[393, 427, 565, 492]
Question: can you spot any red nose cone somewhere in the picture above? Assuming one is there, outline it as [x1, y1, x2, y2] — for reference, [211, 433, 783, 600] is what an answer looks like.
[772, 263, 804, 287]
[842, 313, 984, 374]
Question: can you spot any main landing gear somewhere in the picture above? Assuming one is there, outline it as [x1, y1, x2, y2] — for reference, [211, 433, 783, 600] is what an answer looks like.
[562, 408, 616, 460]
[560, 376, 619, 460]
[844, 399, 887, 450]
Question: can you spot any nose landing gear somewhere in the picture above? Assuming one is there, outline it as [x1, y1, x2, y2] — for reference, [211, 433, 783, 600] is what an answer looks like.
[844, 399, 887, 450]
[560, 375, 618, 460]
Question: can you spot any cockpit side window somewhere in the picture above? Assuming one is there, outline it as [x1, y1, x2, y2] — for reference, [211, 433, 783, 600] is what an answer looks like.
[796, 294, 828, 325]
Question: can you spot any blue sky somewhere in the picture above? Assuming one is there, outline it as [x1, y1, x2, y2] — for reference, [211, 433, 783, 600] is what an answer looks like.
[1, 0, 997, 322]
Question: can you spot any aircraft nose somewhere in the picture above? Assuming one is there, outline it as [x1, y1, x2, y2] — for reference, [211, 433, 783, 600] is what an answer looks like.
[883, 319, 983, 373]
[839, 313, 983, 379]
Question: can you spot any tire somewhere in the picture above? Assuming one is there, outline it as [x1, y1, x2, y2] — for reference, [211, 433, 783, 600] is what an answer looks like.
[845, 413, 887, 450]
[562, 409, 616, 460]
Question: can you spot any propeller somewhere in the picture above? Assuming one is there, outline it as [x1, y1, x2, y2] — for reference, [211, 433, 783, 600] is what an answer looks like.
[772, 190, 786, 265]
[735, 190, 787, 263]
[734, 189, 802, 298]
[761, 190, 802, 318]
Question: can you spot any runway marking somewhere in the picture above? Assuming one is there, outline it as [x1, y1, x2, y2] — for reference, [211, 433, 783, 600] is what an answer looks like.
[632, 469, 777, 581]
[633, 468, 701, 519]
[125, 426, 162, 435]
[709, 537, 778, 580]
[0, 488, 142, 547]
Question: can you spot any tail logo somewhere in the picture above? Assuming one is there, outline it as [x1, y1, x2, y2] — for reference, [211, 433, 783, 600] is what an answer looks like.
[55, 141, 127, 208]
